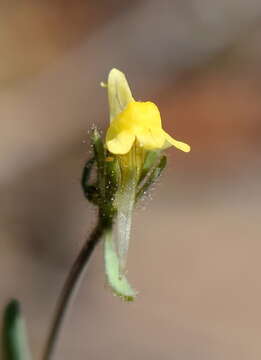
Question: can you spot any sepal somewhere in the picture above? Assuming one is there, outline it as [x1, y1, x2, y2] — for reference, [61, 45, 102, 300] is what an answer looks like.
[136, 155, 167, 201]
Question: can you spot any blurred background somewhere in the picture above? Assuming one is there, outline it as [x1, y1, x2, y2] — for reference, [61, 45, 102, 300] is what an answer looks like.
[1, 0, 261, 359]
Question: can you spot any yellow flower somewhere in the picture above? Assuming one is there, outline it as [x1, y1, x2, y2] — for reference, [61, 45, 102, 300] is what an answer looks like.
[105, 69, 190, 155]
[102, 69, 191, 297]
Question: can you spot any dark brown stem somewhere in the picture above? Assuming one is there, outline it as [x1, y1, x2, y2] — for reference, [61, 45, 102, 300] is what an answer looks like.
[42, 217, 108, 360]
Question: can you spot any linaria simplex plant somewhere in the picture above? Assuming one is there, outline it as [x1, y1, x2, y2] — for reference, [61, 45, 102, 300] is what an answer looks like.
[1, 68, 190, 360]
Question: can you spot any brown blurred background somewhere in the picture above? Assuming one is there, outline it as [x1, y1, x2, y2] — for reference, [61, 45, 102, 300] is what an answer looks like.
[1, 0, 261, 359]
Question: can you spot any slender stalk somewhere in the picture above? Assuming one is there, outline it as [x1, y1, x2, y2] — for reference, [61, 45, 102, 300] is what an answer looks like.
[42, 216, 109, 360]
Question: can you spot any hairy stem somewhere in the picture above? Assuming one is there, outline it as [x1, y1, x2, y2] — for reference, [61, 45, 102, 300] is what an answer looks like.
[42, 216, 110, 360]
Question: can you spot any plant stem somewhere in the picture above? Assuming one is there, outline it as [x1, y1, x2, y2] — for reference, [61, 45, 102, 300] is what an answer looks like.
[42, 216, 109, 360]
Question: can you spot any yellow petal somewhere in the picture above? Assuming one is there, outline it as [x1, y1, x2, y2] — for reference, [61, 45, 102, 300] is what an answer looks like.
[136, 128, 165, 150]
[106, 129, 135, 155]
[107, 69, 134, 122]
[163, 130, 191, 152]
[127, 101, 162, 128]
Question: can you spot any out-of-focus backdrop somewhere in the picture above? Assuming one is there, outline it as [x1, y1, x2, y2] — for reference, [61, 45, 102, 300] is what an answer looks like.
[1, 1, 261, 359]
